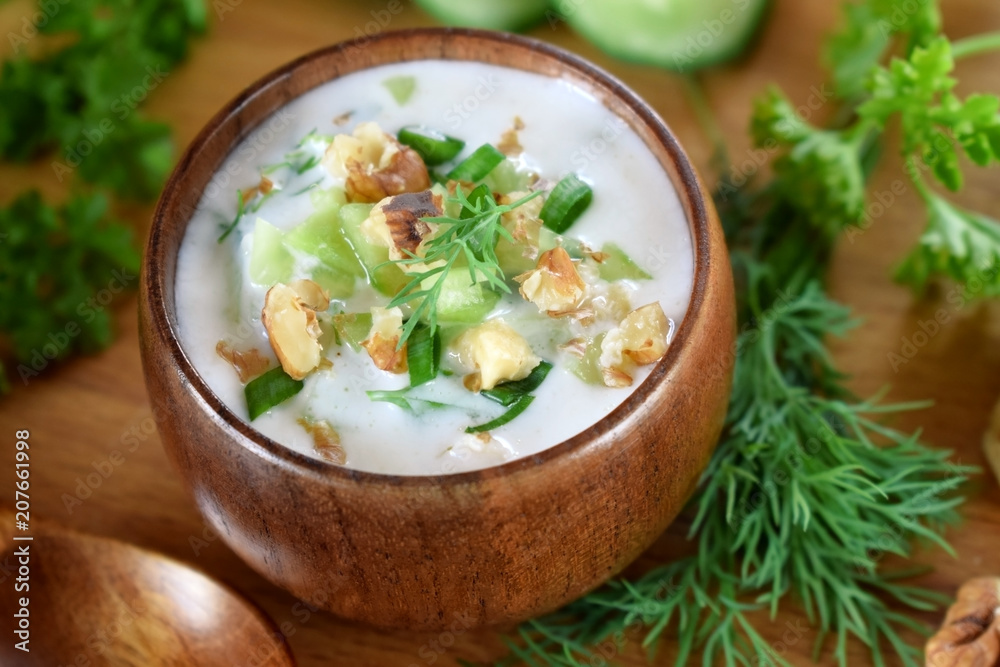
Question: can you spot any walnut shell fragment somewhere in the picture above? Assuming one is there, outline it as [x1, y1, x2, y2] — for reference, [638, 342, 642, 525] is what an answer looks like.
[925, 577, 1000, 667]
[515, 247, 586, 314]
[323, 121, 430, 203]
[261, 280, 330, 381]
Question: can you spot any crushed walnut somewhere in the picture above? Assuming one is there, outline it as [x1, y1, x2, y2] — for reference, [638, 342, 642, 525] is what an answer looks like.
[215, 340, 270, 383]
[261, 279, 330, 380]
[298, 418, 346, 465]
[516, 247, 586, 314]
[361, 306, 408, 374]
[322, 121, 430, 203]
[925, 577, 1000, 667]
[599, 303, 672, 387]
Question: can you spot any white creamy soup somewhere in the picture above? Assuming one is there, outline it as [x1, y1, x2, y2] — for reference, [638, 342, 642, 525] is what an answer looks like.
[175, 60, 693, 475]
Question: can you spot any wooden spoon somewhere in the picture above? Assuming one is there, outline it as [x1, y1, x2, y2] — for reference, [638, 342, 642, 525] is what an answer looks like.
[0, 509, 294, 666]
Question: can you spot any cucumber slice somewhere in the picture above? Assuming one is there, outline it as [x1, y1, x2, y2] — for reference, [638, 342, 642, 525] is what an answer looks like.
[426, 271, 501, 324]
[569, 333, 606, 386]
[495, 226, 560, 276]
[284, 192, 363, 298]
[331, 312, 373, 352]
[560, 0, 771, 72]
[482, 158, 532, 195]
[597, 242, 652, 281]
[338, 204, 410, 296]
[249, 218, 293, 287]
[415, 0, 550, 31]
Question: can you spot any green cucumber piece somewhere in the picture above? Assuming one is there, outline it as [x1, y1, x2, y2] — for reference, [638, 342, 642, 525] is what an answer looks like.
[559, 0, 771, 72]
[284, 192, 363, 298]
[482, 158, 532, 195]
[569, 333, 606, 386]
[415, 0, 550, 31]
[597, 242, 652, 281]
[425, 271, 501, 324]
[383, 75, 416, 106]
[495, 226, 560, 276]
[249, 218, 293, 287]
[338, 203, 410, 296]
[331, 312, 373, 352]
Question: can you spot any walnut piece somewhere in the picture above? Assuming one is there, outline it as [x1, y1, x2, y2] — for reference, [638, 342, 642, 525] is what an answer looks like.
[361, 306, 407, 374]
[360, 190, 443, 271]
[323, 121, 430, 203]
[298, 418, 346, 465]
[261, 280, 330, 381]
[454, 319, 541, 391]
[925, 577, 1000, 667]
[599, 302, 672, 387]
[516, 247, 586, 314]
[215, 341, 271, 383]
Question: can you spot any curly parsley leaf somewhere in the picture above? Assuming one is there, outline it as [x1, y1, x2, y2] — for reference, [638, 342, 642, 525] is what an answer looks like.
[0, 191, 140, 388]
[0, 0, 206, 200]
[897, 191, 1000, 295]
[859, 37, 1000, 192]
[752, 88, 867, 232]
[826, 0, 942, 100]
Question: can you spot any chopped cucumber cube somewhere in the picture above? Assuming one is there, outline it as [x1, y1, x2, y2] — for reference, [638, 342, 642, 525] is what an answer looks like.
[597, 242, 652, 281]
[249, 218, 293, 287]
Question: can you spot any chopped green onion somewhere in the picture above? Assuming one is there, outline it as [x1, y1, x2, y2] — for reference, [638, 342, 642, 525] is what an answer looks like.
[398, 126, 465, 166]
[446, 144, 505, 182]
[540, 174, 593, 233]
[481, 361, 553, 406]
[465, 394, 535, 433]
[367, 388, 451, 415]
[383, 75, 416, 105]
[407, 322, 441, 387]
[244, 367, 304, 421]
[596, 242, 652, 281]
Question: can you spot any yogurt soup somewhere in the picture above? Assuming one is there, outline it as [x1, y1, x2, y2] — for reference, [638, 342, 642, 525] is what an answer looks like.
[175, 60, 693, 475]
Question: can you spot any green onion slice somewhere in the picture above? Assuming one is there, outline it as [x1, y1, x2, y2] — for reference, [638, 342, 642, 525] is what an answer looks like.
[446, 144, 505, 182]
[398, 126, 465, 166]
[407, 322, 441, 387]
[465, 394, 535, 433]
[540, 174, 593, 233]
[244, 367, 304, 421]
[367, 388, 452, 415]
[481, 361, 553, 406]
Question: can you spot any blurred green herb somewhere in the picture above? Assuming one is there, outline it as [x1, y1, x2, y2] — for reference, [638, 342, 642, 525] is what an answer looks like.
[0, 0, 206, 391]
[0, 0, 206, 199]
[494, 1, 996, 666]
[0, 192, 141, 385]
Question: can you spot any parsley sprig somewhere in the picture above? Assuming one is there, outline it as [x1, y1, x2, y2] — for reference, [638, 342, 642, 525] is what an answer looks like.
[385, 187, 542, 346]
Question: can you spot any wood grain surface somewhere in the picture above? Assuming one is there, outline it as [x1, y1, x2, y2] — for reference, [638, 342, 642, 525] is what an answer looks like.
[1, 0, 999, 665]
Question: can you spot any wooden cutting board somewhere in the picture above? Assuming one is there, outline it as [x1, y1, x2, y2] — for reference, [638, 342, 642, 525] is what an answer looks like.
[1, 0, 998, 664]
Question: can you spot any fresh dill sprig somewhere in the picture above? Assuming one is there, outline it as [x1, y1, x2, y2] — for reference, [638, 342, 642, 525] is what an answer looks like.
[384, 188, 542, 346]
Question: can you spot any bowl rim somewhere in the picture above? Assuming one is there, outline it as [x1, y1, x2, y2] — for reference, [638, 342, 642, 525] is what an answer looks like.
[146, 27, 712, 487]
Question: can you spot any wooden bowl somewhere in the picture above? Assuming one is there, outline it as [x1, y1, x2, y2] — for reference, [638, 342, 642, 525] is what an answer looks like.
[139, 28, 735, 631]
